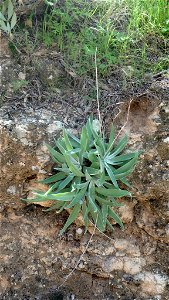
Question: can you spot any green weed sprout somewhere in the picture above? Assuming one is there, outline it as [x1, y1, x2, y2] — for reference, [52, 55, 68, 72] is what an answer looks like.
[0, 0, 17, 37]
[26, 118, 140, 235]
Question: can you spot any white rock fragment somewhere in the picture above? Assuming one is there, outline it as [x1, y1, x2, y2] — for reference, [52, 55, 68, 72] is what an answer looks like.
[48, 75, 53, 80]
[160, 102, 169, 113]
[7, 186, 16, 195]
[0, 119, 13, 126]
[38, 169, 47, 174]
[114, 239, 140, 257]
[47, 121, 63, 134]
[118, 203, 135, 223]
[31, 166, 38, 171]
[18, 72, 26, 80]
[76, 228, 83, 235]
[36, 143, 50, 163]
[135, 272, 168, 296]
[15, 124, 28, 139]
[15, 124, 33, 145]
[163, 136, 169, 143]
[103, 257, 124, 273]
[123, 257, 145, 275]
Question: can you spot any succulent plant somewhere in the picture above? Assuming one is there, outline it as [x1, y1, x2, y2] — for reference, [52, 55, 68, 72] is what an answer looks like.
[26, 117, 140, 234]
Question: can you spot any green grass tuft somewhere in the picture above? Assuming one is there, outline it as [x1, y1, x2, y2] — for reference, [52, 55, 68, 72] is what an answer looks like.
[14, 0, 169, 79]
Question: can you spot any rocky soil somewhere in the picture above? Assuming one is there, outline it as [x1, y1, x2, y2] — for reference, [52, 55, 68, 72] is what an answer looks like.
[0, 31, 169, 300]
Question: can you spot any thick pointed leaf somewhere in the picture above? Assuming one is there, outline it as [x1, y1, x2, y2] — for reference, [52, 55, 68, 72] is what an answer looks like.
[95, 143, 104, 157]
[27, 191, 76, 202]
[0, 20, 8, 33]
[96, 187, 131, 197]
[90, 161, 100, 169]
[67, 131, 80, 146]
[43, 201, 65, 211]
[108, 208, 124, 230]
[68, 148, 81, 155]
[85, 169, 92, 181]
[106, 219, 114, 231]
[44, 181, 61, 195]
[79, 126, 88, 163]
[106, 152, 138, 164]
[46, 143, 65, 163]
[95, 195, 113, 206]
[80, 126, 88, 152]
[55, 140, 66, 155]
[2, 2, 7, 14]
[10, 11, 16, 29]
[7, 21, 11, 33]
[82, 201, 89, 233]
[46, 191, 75, 201]
[8, 0, 13, 20]
[106, 123, 115, 153]
[108, 197, 124, 207]
[106, 135, 128, 157]
[65, 197, 79, 209]
[83, 167, 100, 175]
[98, 156, 104, 173]
[55, 174, 74, 193]
[113, 155, 138, 174]
[91, 124, 105, 156]
[104, 181, 114, 188]
[25, 197, 52, 203]
[56, 202, 67, 214]
[96, 170, 105, 186]
[105, 162, 118, 188]
[75, 182, 89, 190]
[63, 131, 78, 163]
[88, 182, 97, 212]
[96, 212, 106, 231]
[120, 177, 132, 188]
[71, 177, 81, 190]
[0, 12, 6, 21]
[102, 204, 108, 227]
[114, 169, 133, 179]
[64, 153, 84, 177]
[66, 185, 88, 208]
[39, 172, 66, 184]
[106, 164, 135, 179]
[86, 116, 93, 142]
[88, 206, 105, 232]
[63, 129, 73, 151]
[59, 203, 81, 234]
[54, 167, 70, 174]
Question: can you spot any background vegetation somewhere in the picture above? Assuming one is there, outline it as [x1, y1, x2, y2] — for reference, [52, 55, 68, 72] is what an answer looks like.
[12, 0, 168, 80]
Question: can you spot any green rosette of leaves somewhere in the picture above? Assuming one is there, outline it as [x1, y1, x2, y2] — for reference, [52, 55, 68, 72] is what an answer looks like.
[26, 117, 141, 234]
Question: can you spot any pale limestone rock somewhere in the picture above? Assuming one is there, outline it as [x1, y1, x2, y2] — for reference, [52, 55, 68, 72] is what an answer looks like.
[102, 257, 124, 273]
[6, 186, 17, 195]
[47, 121, 63, 134]
[123, 257, 145, 275]
[114, 239, 140, 257]
[118, 203, 135, 223]
[163, 136, 169, 143]
[135, 272, 168, 296]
